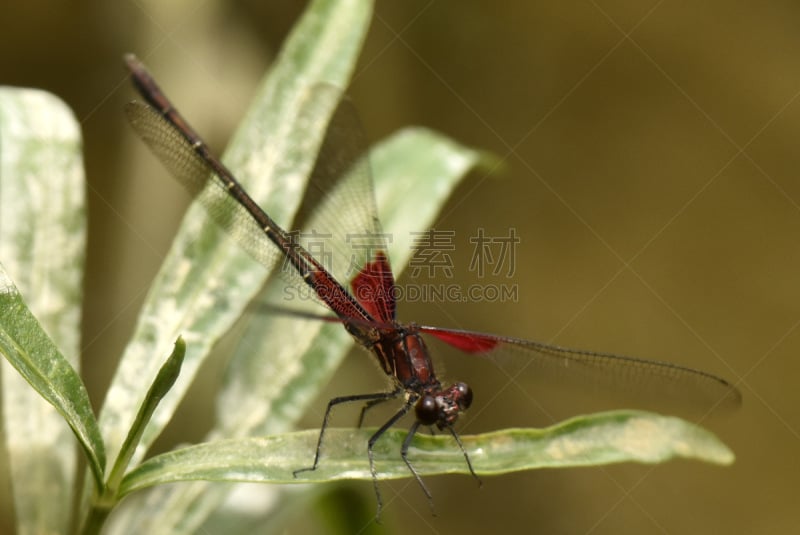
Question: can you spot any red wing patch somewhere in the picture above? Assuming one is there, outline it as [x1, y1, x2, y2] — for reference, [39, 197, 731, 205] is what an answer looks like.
[424, 328, 500, 353]
[351, 251, 396, 323]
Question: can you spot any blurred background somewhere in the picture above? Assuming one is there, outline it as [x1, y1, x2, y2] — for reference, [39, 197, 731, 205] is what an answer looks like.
[1, 0, 799, 533]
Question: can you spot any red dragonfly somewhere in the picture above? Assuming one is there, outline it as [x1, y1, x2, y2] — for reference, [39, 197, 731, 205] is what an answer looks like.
[124, 54, 741, 515]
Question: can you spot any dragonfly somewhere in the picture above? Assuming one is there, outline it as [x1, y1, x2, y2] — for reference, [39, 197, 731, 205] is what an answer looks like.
[123, 54, 741, 516]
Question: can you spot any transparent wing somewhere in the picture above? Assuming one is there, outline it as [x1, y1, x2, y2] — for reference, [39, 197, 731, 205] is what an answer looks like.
[293, 88, 388, 300]
[125, 85, 386, 318]
[126, 101, 282, 271]
[420, 325, 742, 414]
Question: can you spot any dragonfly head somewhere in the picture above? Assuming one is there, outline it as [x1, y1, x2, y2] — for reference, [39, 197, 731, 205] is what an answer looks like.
[415, 382, 473, 429]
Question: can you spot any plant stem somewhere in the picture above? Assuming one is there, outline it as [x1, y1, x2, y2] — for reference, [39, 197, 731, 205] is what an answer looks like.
[79, 499, 114, 535]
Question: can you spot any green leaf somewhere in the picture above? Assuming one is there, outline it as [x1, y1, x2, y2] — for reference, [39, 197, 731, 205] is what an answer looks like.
[0, 87, 90, 534]
[80, 339, 186, 535]
[0, 266, 105, 492]
[100, 2, 380, 532]
[118, 410, 733, 495]
[97, 0, 374, 474]
[106, 338, 186, 493]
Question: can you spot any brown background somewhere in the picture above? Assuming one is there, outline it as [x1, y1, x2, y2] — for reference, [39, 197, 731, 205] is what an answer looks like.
[1, 1, 798, 533]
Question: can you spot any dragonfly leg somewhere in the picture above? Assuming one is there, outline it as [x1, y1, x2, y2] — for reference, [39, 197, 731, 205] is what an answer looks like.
[400, 420, 436, 515]
[367, 397, 416, 520]
[445, 423, 481, 487]
[293, 388, 403, 477]
[357, 396, 394, 428]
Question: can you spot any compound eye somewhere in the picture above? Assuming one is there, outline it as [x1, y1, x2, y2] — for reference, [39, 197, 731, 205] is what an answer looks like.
[415, 395, 438, 425]
[455, 382, 473, 409]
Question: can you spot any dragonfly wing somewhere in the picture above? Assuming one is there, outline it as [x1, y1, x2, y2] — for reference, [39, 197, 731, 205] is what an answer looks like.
[293, 86, 388, 300]
[419, 325, 742, 413]
[351, 251, 396, 323]
[126, 84, 379, 323]
[125, 101, 283, 273]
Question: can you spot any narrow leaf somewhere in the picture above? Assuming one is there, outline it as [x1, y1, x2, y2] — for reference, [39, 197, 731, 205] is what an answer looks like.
[101, 1, 375, 532]
[98, 0, 374, 472]
[0, 266, 105, 490]
[0, 87, 89, 534]
[106, 338, 186, 493]
[118, 410, 733, 495]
